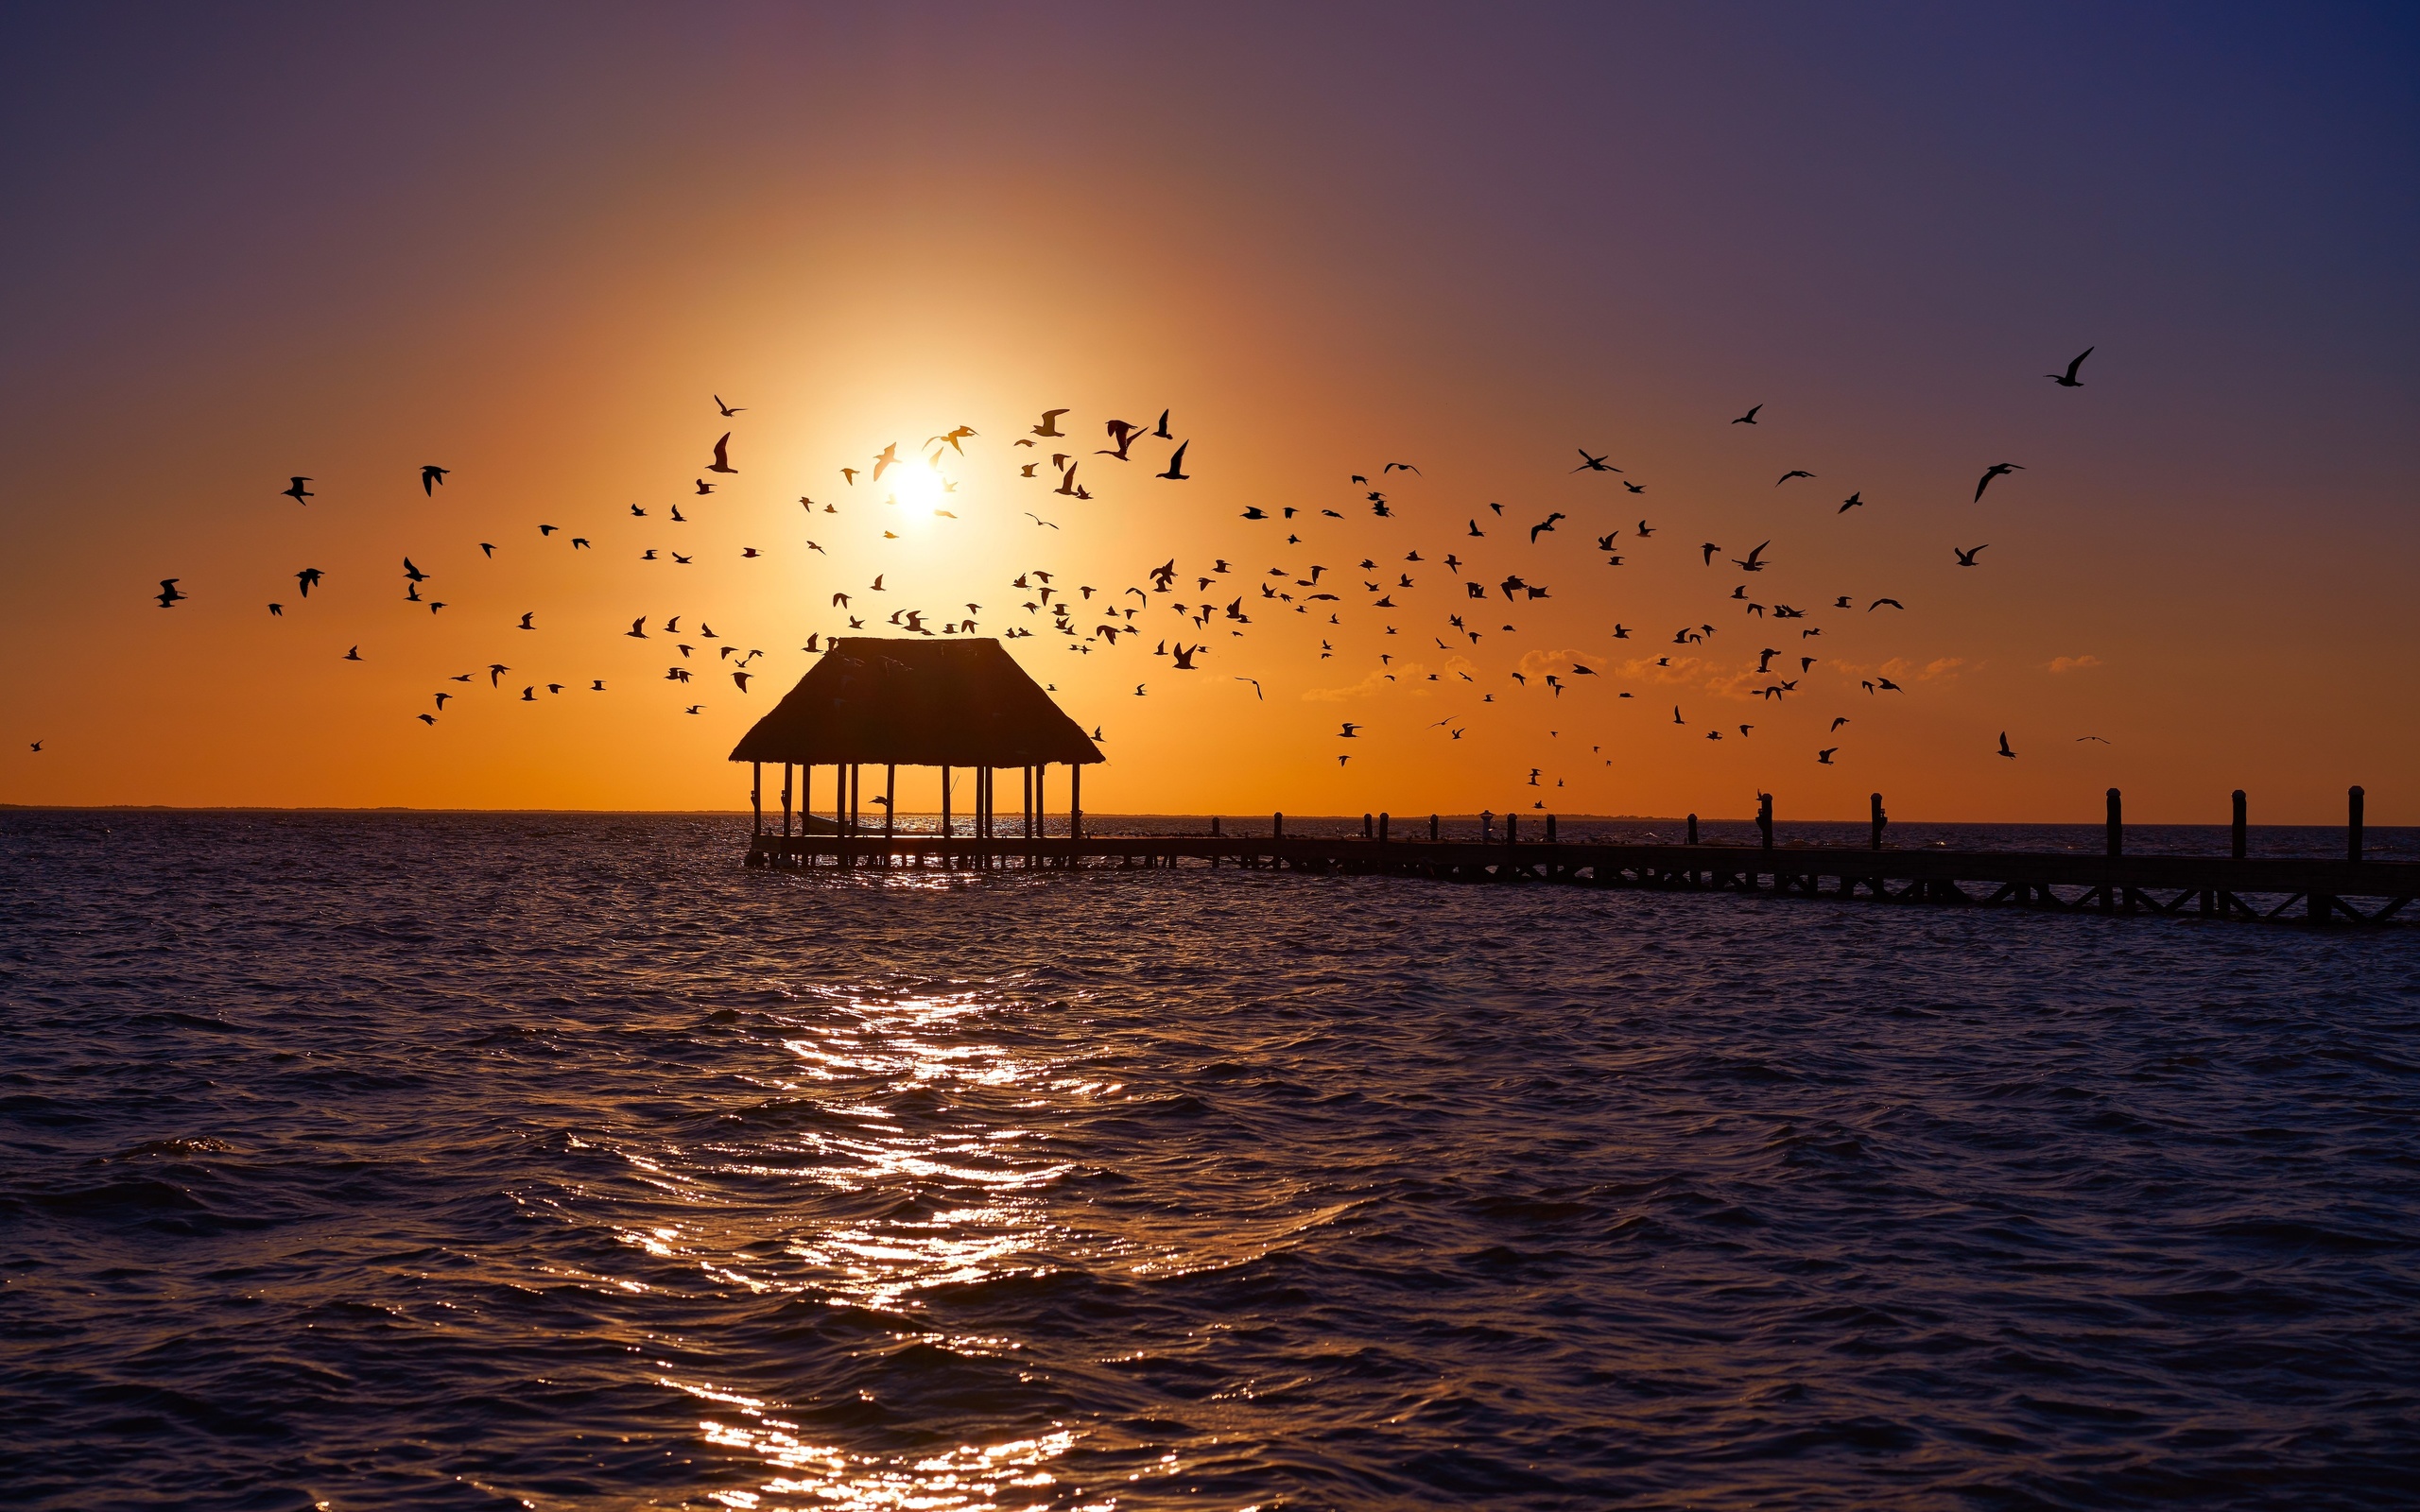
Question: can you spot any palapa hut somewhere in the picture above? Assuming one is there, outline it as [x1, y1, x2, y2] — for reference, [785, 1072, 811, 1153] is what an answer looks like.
[729, 637, 1103, 848]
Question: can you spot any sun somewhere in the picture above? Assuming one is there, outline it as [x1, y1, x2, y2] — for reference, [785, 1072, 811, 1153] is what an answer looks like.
[891, 455, 946, 510]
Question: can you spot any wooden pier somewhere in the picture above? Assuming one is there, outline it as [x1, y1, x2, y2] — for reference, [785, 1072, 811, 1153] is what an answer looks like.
[744, 821, 2415, 928]
[729, 653, 2405, 927]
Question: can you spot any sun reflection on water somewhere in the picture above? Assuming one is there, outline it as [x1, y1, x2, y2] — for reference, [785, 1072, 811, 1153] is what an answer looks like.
[670, 992, 1109, 1507]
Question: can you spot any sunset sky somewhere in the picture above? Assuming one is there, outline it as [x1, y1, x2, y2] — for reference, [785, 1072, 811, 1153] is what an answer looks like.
[2, 5, 2412, 821]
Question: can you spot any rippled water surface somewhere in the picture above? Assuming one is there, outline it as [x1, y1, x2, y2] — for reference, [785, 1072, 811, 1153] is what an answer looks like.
[5, 811, 2419, 1510]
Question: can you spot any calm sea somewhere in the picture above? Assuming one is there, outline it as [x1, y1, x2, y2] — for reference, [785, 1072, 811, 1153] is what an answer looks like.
[4, 811, 2417, 1510]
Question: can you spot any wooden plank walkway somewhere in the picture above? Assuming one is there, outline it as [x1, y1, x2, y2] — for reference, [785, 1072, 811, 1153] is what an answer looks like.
[743, 832, 2418, 927]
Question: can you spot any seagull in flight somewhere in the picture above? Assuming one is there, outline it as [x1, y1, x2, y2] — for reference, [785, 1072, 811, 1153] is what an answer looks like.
[1975, 463, 2023, 501]
[1839, 491, 1863, 513]
[155, 577, 185, 608]
[1996, 731, 2017, 759]
[1731, 404, 1762, 425]
[420, 465, 448, 495]
[707, 433, 736, 474]
[1775, 470, 1814, 486]
[282, 476, 313, 504]
[1954, 544, 1988, 566]
[2047, 348, 2093, 387]
[1530, 512, 1565, 542]
[1572, 449, 1619, 472]
[715, 394, 744, 415]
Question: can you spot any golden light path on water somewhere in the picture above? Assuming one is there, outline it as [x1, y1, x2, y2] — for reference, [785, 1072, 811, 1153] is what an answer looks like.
[585, 975, 1279, 1511]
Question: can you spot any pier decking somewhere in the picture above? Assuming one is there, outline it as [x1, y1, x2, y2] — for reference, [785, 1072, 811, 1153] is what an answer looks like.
[743, 829, 2416, 927]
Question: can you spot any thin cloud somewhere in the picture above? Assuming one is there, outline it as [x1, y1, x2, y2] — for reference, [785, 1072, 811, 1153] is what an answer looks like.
[2047, 654, 2102, 674]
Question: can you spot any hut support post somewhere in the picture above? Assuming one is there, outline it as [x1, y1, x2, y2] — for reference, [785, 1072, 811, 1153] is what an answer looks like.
[782, 764, 793, 841]
[1071, 764, 1082, 848]
[885, 765, 897, 854]
[752, 762, 763, 838]
[941, 766, 952, 867]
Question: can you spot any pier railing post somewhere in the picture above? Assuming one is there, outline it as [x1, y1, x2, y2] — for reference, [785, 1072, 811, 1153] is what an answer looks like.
[2349, 785, 2364, 864]
[2232, 790, 2246, 859]
[1757, 792, 1773, 850]
[1273, 811, 1284, 840]
[1685, 813, 1698, 845]
[1547, 815, 1557, 843]
[1870, 793, 1885, 851]
[1362, 813, 1373, 839]
[1429, 814, 1439, 841]
[1379, 812, 1390, 843]
[2106, 788, 2122, 857]
[1508, 814, 1518, 845]
[1482, 811, 1494, 844]
[1211, 815, 1222, 837]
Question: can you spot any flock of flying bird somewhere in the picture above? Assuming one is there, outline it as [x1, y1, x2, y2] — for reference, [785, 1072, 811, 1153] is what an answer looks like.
[119, 347, 2102, 794]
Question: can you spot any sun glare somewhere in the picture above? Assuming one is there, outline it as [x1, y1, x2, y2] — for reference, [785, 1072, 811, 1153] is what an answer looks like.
[890, 457, 946, 511]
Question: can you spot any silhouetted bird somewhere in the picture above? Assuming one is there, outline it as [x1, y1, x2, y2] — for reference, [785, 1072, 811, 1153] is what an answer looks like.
[155, 578, 185, 608]
[1954, 544, 1988, 566]
[343, 645, 362, 661]
[1732, 404, 1762, 424]
[1839, 491, 1863, 512]
[1572, 449, 1618, 472]
[282, 476, 313, 504]
[1776, 470, 1813, 486]
[1975, 463, 2023, 501]
[1031, 408, 1068, 438]
[420, 465, 448, 495]
[1997, 731, 2016, 759]
[2047, 347, 2093, 387]
[715, 394, 744, 416]
[1158, 442, 1189, 480]
[1530, 512, 1564, 542]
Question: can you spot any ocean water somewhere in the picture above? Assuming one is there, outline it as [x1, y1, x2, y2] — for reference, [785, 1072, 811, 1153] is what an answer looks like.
[3, 811, 2418, 1511]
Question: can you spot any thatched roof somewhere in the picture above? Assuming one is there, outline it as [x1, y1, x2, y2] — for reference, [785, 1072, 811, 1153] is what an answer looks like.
[728, 638, 1103, 767]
